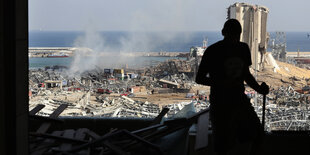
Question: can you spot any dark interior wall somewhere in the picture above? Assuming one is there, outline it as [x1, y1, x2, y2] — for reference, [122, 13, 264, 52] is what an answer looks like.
[0, 0, 4, 153]
[0, 0, 28, 154]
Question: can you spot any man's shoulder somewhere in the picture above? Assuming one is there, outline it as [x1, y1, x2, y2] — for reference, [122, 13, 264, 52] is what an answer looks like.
[207, 40, 224, 50]
[207, 40, 249, 51]
[239, 42, 249, 48]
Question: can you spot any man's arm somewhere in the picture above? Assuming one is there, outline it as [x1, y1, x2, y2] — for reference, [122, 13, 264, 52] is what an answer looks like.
[195, 51, 212, 86]
[244, 68, 269, 94]
[196, 65, 211, 86]
[244, 68, 260, 91]
[243, 43, 269, 94]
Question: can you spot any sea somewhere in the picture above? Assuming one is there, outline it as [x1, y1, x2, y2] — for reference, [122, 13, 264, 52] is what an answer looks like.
[29, 31, 310, 69]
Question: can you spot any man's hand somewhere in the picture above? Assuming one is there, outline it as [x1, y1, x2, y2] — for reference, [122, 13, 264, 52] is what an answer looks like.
[258, 82, 269, 95]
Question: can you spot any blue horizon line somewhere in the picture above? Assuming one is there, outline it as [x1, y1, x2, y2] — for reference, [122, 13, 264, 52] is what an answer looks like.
[29, 30, 310, 33]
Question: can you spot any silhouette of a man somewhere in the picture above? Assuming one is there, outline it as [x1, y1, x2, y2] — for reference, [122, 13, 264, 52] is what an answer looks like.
[196, 19, 269, 155]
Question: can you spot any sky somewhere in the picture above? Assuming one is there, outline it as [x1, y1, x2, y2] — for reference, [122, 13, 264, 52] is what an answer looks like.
[29, 0, 310, 32]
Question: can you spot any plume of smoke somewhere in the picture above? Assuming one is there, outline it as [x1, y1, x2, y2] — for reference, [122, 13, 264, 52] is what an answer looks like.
[68, 24, 147, 75]
[69, 23, 105, 74]
[69, 1, 197, 75]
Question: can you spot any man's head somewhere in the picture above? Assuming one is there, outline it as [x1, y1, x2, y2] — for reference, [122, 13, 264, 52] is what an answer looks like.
[222, 19, 242, 41]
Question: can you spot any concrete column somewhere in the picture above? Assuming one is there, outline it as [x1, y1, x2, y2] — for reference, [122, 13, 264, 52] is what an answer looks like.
[60, 82, 63, 90]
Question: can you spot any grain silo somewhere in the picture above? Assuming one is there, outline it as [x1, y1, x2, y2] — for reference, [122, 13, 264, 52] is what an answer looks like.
[227, 3, 269, 71]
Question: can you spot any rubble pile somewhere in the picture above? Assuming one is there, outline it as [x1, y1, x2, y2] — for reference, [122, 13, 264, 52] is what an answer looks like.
[267, 86, 309, 107]
[29, 57, 310, 131]
[29, 102, 209, 155]
[161, 73, 193, 89]
[29, 90, 209, 118]
[163, 101, 209, 117]
[29, 60, 209, 119]
[97, 96, 161, 118]
[30, 91, 160, 118]
[253, 86, 310, 131]
[146, 59, 193, 79]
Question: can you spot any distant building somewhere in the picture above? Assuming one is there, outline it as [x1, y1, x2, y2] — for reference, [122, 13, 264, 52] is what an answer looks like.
[189, 38, 208, 57]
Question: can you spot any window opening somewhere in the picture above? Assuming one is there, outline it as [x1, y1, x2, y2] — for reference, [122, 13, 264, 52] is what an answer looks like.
[28, 1, 310, 131]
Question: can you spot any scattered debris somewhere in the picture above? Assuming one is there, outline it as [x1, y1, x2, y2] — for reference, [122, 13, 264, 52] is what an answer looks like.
[253, 86, 310, 131]
[29, 99, 210, 155]
[29, 60, 209, 119]
[29, 56, 310, 131]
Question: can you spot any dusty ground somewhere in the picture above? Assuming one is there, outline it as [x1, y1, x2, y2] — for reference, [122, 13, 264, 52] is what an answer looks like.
[128, 84, 210, 106]
[133, 61, 310, 105]
[132, 93, 193, 106]
[256, 61, 310, 90]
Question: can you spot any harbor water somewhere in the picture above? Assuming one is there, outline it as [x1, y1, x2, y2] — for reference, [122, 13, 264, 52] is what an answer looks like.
[29, 31, 310, 69]
[29, 56, 186, 69]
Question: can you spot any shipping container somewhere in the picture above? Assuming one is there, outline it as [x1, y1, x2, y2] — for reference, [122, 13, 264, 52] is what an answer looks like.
[113, 69, 124, 74]
[104, 69, 113, 73]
